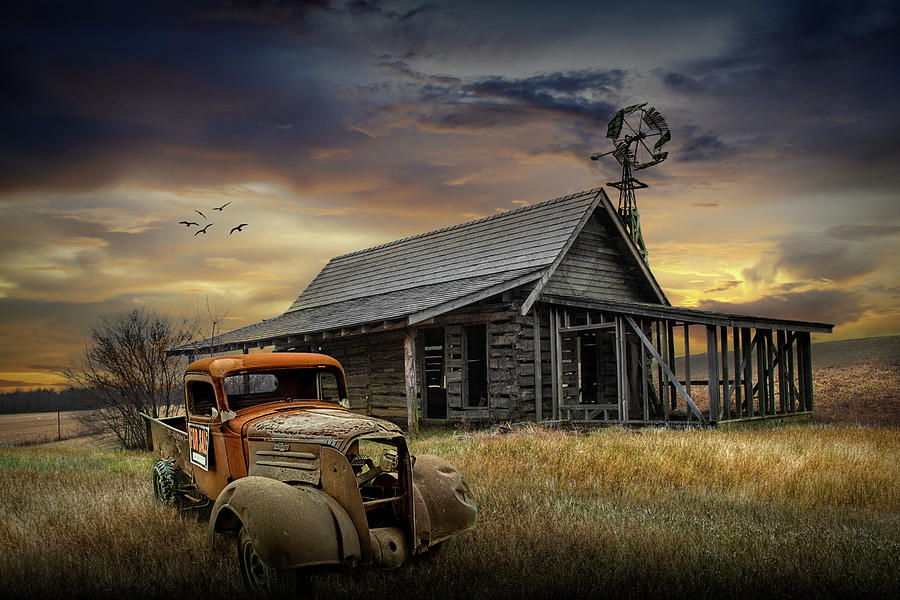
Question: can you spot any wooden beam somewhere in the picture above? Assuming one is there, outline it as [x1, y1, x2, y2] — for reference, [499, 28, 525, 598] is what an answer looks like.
[798, 332, 813, 412]
[549, 307, 560, 420]
[641, 319, 649, 421]
[741, 328, 753, 417]
[720, 326, 730, 419]
[787, 334, 796, 412]
[533, 306, 543, 422]
[707, 326, 720, 423]
[777, 330, 787, 413]
[539, 295, 833, 333]
[732, 326, 741, 417]
[667, 320, 677, 410]
[623, 316, 705, 423]
[683, 324, 691, 415]
[656, 320, 666, 412]
[559, 322, 617, 333]
[404, 330, 418, 437]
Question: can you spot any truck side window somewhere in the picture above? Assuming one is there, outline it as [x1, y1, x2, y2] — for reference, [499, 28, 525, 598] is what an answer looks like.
[188, 380, 216, 416]
[319, 371, 339, 403]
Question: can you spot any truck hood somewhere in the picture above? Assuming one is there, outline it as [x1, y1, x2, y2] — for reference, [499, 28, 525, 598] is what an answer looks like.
[244, 406, 403, 449]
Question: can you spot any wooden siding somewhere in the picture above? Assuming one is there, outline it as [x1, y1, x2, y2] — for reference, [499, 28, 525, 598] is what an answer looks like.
[542, 212, 652, 303]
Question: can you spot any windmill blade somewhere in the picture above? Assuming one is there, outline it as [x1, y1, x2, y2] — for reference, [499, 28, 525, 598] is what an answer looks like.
[606, 109, 625, 140]
[622, 102, 647, 114]
[633, 152, 668, 170]
[612, 142, 635, 165]
[653, 130, 671, 151]
[642, 106, 669, 133]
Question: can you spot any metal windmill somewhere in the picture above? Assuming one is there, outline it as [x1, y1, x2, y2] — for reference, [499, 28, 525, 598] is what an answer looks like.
[591, 103, 671, 264]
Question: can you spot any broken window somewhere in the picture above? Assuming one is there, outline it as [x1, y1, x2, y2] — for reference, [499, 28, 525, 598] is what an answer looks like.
[463, 324, 488, 407]
[187, 380, 217, 416]
[424, 327, 447, 418]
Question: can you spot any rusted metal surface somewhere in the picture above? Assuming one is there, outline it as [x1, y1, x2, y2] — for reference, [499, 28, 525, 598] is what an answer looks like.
[412, 454, 477, 546]
[186, 352, 344, 380]
[208, 476, 360, 569]
[246, 408, 401, 451]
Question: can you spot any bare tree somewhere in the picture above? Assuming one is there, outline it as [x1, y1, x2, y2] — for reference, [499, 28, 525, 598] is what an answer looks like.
[65, 309, 197, 449]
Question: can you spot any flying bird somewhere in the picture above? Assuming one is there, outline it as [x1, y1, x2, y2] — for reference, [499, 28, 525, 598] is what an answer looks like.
[194, 209, 206, 219]
[179, 221, 199, 227]
[194, 223, 214, 236]
[212, 201, 232, 211]
[230, 223, 248, 235]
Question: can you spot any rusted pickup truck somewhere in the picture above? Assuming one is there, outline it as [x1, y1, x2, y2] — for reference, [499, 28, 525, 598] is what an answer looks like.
[141, 353, 476, 596]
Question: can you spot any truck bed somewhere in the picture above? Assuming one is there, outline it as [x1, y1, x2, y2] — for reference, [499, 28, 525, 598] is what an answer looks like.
[141, 412, 192, 475]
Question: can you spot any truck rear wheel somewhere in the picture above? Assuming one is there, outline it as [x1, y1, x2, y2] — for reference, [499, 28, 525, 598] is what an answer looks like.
[238, 527, 304, 599]
[152, 460, 178, 508]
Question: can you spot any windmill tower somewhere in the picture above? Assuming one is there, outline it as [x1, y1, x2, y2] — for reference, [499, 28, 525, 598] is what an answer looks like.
[591, 103, 671, 264]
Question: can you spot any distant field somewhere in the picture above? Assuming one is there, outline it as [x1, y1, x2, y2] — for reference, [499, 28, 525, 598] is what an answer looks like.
[0, 410, 102, 446]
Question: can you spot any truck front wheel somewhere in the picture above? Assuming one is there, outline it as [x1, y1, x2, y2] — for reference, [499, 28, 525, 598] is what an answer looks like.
[151, 460, 178, 508]
[238, 527, 304, 599]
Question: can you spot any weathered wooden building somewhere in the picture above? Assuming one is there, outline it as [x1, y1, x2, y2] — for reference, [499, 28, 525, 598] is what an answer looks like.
[175, 188, 832, 429]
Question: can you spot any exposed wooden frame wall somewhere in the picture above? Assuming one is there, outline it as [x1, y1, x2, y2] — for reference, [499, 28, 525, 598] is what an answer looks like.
[544, 301, 822, 426]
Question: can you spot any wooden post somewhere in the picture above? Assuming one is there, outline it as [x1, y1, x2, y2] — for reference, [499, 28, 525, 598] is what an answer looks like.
[683, 324, 691, 417]
[775, 331, 786, 413]
[667, 321, 677, 410]
[755, 331, 767, 416]
[707, 325, 720, 424]
[615, 317, 624, 421]
[732, 327, 742, 417]
[550, 307, 561, 420]
[641, 319, 649, 421]
[741, 328, 753, 417]
[798, 332, 813, 412]
[720, 326, 730, 419]
[787, 333, 796, 412]
[656, 320, 665, 412]
[765, 331, 775, 414]
[533, 307, 543, 422]
[404, 331, 418, 437]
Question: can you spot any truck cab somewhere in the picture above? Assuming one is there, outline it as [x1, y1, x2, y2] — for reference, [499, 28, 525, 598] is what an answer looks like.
[143, 353, 476, 597]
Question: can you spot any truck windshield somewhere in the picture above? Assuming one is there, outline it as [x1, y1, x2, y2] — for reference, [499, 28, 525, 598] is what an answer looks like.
[223, 368, 346, 411]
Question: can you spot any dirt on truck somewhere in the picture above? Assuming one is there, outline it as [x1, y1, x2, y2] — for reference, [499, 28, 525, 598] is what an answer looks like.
[141, 353, 477, 598]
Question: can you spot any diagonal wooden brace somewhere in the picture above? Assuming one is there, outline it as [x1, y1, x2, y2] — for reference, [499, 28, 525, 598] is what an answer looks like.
[624, 316, 705, 423]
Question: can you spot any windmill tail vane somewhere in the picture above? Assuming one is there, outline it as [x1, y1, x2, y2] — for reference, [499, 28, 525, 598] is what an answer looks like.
[591, 103, 671, 265]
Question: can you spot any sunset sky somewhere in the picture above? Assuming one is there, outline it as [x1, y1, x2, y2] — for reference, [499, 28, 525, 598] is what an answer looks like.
[1, 0, 898, 391]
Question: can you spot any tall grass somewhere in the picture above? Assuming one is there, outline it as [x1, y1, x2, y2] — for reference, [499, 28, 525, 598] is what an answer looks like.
[1, 426, 897, 599]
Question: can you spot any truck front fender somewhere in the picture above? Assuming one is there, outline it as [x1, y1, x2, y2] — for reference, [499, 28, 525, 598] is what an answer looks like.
[413, 454, 477, 548]
[207, 476, 361, 569]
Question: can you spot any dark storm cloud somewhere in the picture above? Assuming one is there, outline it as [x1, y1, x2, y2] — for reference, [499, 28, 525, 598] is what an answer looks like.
[658, 0, 900, 191]
[697, 289, 863, 327]
[346, 0, 439, 20]
[678, 125, 735, 163]
[371, 61, 623, 133]
[0, 0, 360, 193]
[656, 69, 706, 95]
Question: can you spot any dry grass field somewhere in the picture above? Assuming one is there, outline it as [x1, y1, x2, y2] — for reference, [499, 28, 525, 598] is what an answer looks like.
[0, 335, 897, 599]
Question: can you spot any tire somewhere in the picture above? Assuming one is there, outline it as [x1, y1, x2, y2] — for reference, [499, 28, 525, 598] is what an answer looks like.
[151, 460, 178, 508]
[238, 527, 304, 599]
